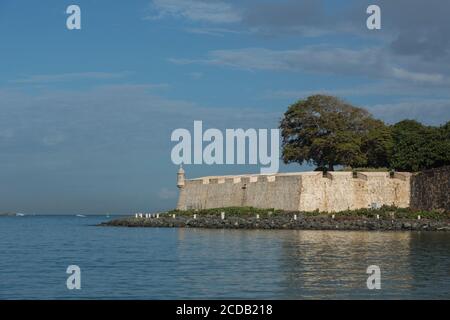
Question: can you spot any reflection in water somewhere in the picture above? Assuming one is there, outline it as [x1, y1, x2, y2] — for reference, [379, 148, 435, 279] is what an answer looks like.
[175, 229, 449, 299]
[280, 231, 414, 299]
[0, 216, 449, 299]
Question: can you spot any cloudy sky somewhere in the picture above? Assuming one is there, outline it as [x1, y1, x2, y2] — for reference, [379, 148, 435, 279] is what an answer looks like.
[0, 0, 449, 214]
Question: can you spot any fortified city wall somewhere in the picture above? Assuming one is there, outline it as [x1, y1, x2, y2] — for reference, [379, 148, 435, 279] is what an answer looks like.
[410, 166, 450, 212]
[176, 168, 412, 212]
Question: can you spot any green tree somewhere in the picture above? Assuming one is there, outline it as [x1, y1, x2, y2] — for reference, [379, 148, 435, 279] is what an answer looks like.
[435, 121, 450, 167]
[280, 95, 376, 171]
[439, 121, 450, 166]
[362, 119, 394, 168]
[390, 120, 450, 171]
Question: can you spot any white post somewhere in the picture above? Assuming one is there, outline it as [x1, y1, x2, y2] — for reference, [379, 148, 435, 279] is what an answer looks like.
[256, 214, 260, 219]
[376, 214, 380, 220]
[332, 214, 335, 219]
[418, 215, 421, 220]
[221, 212, 225, 220]
[294, 214, 297, 220]
[135, 213, 138, 218]
[157, 213, 160, 219]
[194, 214, 197, 219]
[172, 214, 176, 219]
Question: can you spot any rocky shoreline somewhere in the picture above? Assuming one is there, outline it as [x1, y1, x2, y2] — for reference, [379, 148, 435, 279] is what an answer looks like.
[100, 214, 450, 231]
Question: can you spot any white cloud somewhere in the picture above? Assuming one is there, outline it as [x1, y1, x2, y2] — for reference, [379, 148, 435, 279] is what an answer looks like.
[148, 0, 242, 23]
[184, 27, 242, 37]
[169, 46, 449, 85]
[264, 81, 450, 100]
[391, 67, 445, 84]
[368, 99, 450, 125]
[170, 46, 381, 73]
[12, 71, 130, 84]
[0, 84, 278, 157]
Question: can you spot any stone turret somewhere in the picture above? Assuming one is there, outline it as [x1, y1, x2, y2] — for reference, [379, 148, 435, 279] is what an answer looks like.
[177, 165, 185, 188]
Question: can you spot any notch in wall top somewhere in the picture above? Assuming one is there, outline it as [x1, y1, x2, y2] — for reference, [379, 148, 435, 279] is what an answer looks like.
[325, 171, 353, 180]
[393, 172, 412, 181]
[357, 172, 390, 180]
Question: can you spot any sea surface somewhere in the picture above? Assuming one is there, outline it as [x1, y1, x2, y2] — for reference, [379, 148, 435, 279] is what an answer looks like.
[0, 215, 449, 299]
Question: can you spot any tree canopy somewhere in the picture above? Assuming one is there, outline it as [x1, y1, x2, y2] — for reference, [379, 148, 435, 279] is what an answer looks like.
[280, 94, 449, 172]
[281, 95, 382, 170]
[390, 120, 450, 171]
[361, 118, 394, 168]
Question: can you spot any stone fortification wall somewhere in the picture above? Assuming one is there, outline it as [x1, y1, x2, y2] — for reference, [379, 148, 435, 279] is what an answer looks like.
[411, 166, 450, 212]
[177, 171, 412, 213]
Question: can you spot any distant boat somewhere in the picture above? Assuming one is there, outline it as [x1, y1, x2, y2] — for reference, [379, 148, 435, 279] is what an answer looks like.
[76, 214, 87, 218]
[16, 213, 25, 217]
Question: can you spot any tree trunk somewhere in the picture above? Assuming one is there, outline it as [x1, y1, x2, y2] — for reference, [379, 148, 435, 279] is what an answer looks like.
[328, 163, 334, 171]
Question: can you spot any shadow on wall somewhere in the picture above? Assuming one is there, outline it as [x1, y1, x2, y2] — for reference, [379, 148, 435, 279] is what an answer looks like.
[411, 166, 450, 212]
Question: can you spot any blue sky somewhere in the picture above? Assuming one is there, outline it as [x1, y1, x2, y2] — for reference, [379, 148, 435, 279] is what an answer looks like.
[1, 0, 449, 214]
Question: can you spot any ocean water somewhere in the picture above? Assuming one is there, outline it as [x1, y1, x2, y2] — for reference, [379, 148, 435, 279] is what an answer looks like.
[0, 215, 449, 300]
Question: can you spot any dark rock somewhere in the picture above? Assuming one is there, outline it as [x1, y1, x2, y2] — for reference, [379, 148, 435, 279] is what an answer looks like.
[100, 214, 450, 232]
